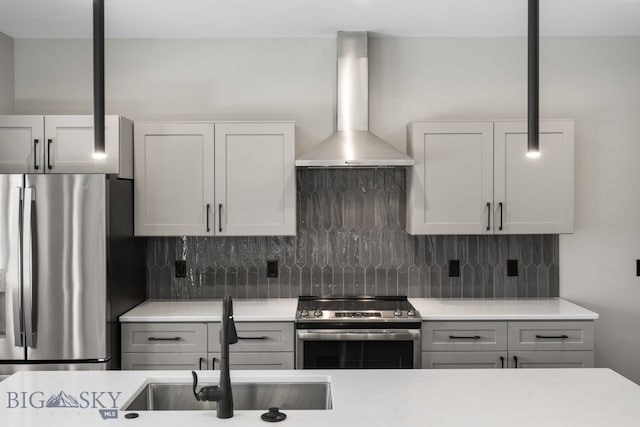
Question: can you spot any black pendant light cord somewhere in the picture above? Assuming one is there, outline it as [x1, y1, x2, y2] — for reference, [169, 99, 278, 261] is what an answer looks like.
[527, 0, 540, 157]
[93, 0, 105, 158]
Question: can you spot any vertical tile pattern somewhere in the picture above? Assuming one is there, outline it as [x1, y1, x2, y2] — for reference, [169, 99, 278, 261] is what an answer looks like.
[146, 169, 559, 299]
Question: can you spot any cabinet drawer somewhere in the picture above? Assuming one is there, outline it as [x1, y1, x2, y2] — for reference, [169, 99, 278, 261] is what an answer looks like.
[208, 322, 294, 352]
[121, 353, 207, 370]
[422, 322, 507, 351]
[422, 351, 507, 369]
[508, 321, 594, 351]
[122, 323, 207, 353]
[209, 352, 294, 370]
[508, 351, 594, 368]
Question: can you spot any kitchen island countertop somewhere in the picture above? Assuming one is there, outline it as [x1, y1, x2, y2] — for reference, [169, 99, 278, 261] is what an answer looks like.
[120, 297, 598, 322]
[0, 368, 636, 426]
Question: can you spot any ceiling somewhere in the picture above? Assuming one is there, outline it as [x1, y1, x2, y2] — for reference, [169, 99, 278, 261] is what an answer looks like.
[1, 0, 640, 39]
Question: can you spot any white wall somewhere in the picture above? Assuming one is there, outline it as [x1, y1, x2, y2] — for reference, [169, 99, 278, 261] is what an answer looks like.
[0, 32, 14, 113]
[13, 36, 640, 382]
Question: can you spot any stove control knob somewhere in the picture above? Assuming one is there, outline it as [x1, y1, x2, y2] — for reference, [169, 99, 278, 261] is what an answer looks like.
[407, 310, 416, 317]
[314, 310, 323, 318]
[393, 309, 402, 317]
[301, 310, 309, 317]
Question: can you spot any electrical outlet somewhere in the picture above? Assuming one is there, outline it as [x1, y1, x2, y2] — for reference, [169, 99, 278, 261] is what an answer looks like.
[448, 260, 460, 277]
[175, 260, 187, 278]
[267, 260, 278, 278]
[507, 259, 518, 277]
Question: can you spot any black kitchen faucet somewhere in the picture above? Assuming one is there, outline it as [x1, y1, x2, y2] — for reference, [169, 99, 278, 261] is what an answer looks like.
[192, 296, 238, 418]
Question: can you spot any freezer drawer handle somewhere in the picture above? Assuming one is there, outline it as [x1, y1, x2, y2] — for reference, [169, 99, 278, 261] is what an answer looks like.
[499, 202, 504, 231]
[448, 335, 482, 340]
[33, 139, 39, 170]
[237, 336, 269, 340]
[147, 336, 182, 341]
[535, 334, 569, 339]
[218, 204, 222, 232]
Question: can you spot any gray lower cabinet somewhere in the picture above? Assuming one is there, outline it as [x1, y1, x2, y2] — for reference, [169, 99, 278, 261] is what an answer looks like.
[422, 320, 595, 369]
[209, 352, 294, 370]
[422, 351, 506, 369]
[121, 353, 207, 370]
[121, 321, 294, 371]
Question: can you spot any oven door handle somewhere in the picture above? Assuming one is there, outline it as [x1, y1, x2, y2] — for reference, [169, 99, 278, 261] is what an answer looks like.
[296, 330, 420, 341]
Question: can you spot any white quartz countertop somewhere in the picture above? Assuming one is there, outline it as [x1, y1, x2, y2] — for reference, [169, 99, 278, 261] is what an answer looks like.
[119, 299, 298, 322]
[0, 368, 637, 426]
[409, 298, 599, 320]
[120, 298, 598, 322]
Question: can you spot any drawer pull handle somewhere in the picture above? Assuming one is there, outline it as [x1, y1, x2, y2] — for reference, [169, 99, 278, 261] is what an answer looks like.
[199, 357, 205, 370]
[448, 335, 481, 340]
[212, 357, 218, 370]
[148, 336, 182, 341]
[535, 334, 569, 339]
[237, 336, 269, 340]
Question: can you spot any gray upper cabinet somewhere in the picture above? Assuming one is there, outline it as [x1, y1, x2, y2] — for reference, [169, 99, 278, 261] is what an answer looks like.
[0, 115, 132, 177]
[407, 120, 574, 235]
[134, 122, 216, 236]
[134, 121, 296, 236]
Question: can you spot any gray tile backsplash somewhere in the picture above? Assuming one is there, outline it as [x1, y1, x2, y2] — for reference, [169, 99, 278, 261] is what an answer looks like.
[146, 169, 559, 299]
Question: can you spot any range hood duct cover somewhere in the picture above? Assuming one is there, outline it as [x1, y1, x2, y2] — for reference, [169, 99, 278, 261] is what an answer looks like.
[295, 31, 414, 168]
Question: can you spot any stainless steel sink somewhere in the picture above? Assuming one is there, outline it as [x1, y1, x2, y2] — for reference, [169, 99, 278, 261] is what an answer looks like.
[125, 382, 332, 411]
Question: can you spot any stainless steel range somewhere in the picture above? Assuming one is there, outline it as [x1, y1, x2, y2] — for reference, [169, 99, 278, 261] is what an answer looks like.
[295, 296, 421, 369]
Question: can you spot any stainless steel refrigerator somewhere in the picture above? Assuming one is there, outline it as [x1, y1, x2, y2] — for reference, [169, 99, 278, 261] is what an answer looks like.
[0, 174, 144, 376]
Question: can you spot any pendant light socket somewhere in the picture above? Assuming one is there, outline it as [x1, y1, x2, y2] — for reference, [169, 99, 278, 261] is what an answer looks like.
[93, 0, 106, 159]
[527, 0, 539, 158]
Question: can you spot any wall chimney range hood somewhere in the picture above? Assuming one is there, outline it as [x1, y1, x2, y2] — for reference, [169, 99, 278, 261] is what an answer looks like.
[295, 31, 415, 168]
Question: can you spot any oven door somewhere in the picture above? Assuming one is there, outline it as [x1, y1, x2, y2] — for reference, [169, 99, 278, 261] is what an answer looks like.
[296, 329, 421, 369]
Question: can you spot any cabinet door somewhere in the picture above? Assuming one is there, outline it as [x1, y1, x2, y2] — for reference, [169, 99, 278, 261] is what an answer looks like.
[121, 353, 207, 370]
[209, 352, 294, 370]
[214, 123, 296, 236]
[0, 115, 44, 173]
[44, 115, 122, 174]
[494, 120, 574, 233]
[407, 122, 494, 234]
[509, 351, 594, 368]
[422, 352, 507, 369]
[134, 122, 215, 236]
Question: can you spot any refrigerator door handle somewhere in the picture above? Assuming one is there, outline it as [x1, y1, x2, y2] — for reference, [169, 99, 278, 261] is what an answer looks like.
[22, 187, 37, 348]
[12, 187, 24, 347]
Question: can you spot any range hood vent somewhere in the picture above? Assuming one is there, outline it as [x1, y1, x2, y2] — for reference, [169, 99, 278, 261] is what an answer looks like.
[295, 31, 414, 168]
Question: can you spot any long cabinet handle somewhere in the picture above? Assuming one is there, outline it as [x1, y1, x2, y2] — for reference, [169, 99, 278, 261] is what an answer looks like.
[237, 336, 269, 340]
[47, 139, 52, 170]
[148, 336, 182, 341]
[499, 202, 504, 231]
[500, 356, 504, 369]
[448, 335, 481, 340]
[486, 202, 491, 231]
[218, 203, 222, 232]
[513, 355, 518, 368]
[33, 139, 39, 170]
[535, 334, 569, 339]
[206, 204, 211, 232]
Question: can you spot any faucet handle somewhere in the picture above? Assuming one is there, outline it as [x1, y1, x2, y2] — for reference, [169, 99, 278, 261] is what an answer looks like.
[228, 316, 238, 344]
[192, 370, 223, 402]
